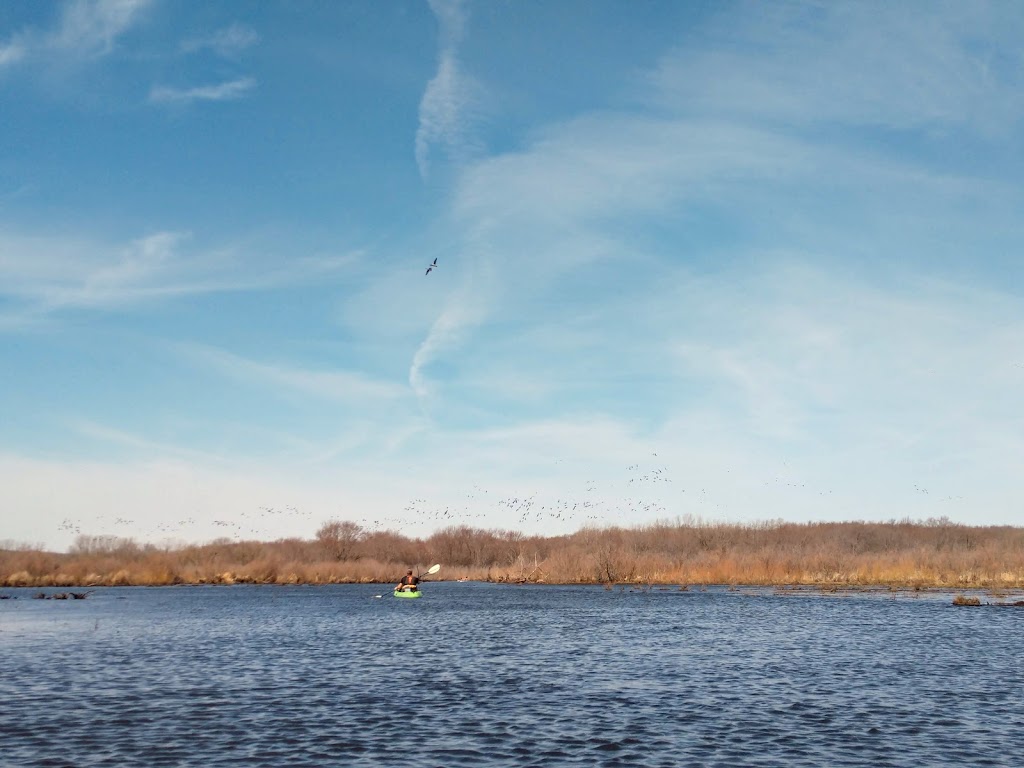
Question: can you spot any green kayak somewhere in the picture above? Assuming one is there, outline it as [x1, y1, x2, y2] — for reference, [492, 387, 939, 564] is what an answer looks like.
[394, 590, 422, 598]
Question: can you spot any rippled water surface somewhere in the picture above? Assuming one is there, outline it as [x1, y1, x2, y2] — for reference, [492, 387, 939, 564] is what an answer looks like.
[2, 583, 1022, 767]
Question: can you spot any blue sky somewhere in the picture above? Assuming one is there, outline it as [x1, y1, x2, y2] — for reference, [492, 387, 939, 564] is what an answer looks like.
[2, 0, 1023, 551]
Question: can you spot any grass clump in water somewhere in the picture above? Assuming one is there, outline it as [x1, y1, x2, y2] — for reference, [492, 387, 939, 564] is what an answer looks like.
[952, 594, 981, 606]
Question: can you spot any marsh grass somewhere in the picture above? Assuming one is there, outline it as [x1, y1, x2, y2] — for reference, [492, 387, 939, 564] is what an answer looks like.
[2, 519, 1022, 589]
[952, 595, 983, 606]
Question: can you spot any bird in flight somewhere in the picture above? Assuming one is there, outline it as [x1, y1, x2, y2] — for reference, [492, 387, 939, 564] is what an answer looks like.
[425, 258, 438, 275]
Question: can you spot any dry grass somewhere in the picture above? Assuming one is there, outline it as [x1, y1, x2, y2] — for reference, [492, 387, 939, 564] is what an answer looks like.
[1, 519, 1022, 588]
[952, 595, 982, 606]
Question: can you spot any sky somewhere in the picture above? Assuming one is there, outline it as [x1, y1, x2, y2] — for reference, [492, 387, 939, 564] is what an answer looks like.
[2, 0, 1023, 551]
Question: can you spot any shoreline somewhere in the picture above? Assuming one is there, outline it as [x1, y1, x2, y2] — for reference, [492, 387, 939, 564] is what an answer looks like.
[5, 582, 1024, 609]
[3, 578, 1024, 594]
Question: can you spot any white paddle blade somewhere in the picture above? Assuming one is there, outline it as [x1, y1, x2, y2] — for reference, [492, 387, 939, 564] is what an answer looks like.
[427, 564, 441, 575]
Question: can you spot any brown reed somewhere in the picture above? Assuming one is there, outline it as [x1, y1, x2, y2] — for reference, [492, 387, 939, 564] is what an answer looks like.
[1, 518, 1022, 589]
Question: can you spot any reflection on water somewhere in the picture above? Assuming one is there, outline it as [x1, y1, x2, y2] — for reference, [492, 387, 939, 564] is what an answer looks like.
[2, 583, 1022, 767]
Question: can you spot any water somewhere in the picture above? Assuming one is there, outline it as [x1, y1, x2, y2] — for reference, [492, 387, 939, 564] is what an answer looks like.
[2, 583, 1022, 767]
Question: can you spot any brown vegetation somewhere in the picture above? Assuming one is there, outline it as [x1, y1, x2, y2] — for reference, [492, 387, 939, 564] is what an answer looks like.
[1, 517, 1022, 589]
[952, 595, 982, 606]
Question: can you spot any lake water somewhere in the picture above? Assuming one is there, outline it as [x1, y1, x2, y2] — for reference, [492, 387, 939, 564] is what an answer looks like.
[1, 583, 1022, 767]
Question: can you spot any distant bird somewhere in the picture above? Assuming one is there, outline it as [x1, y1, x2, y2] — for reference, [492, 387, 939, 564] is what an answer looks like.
[425, 258, 438, 275]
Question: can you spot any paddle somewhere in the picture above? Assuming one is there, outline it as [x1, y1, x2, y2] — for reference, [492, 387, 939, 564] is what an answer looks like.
[374, 564, 441, 598]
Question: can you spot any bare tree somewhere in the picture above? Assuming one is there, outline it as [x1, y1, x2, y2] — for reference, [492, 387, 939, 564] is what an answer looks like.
[316, 520, 364, 561]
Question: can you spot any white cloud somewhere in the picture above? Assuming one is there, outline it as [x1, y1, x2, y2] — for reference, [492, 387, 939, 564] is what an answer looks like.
[181, 344, 410, 404]
[454, 117, 814, 228]
[2, 230, 212, 310]
[409, 299, 479, 400]
[0, 0, 150, 69]
[659, 265, 1024, 522]
[180, 23, 260, 58]
[335, 261, 447, 340]
[665, 260, 1024, 440]
[649, 1, 1024, 134]
[427, 50, 1023, 380]
[72, 419, 230, 465]
[0, 228, 358, 324]
[415, 0, 484, 177]
[76, 230, 181, 300]
[427, 0, 468, 46]
[51, 0, 150, 57]
[149, 76, 256, 105]
[0, 40, 27, 68]
[403, 230, 506, 405]
[402, 103, 1018, 421]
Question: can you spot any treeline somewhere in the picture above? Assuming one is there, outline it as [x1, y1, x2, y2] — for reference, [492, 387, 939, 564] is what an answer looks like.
[2, 517, 1022, 588]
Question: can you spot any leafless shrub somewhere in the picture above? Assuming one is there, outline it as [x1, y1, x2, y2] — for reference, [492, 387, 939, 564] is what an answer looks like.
[315, 521, 365, 561]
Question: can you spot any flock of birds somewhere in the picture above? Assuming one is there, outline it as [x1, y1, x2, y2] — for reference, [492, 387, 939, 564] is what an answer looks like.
[52, 455, 679, 544]
[51, 448, 969, 547]
[389, 457, 679, 532]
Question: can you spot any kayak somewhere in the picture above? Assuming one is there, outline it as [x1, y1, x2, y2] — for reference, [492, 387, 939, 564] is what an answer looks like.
[394, 590, 422, 599]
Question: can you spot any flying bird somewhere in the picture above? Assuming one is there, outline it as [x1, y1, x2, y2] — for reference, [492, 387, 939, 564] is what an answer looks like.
[425, 258, 438, 275]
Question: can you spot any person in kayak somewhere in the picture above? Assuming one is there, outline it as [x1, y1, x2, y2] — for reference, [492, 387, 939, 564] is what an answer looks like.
[396, 570, 420, 593]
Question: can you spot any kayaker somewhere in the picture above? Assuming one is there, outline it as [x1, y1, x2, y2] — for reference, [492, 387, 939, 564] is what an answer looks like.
[396, 570, 419, 593]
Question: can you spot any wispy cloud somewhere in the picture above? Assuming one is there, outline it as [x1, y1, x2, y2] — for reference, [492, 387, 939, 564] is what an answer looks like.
[149, 76, 256, 105]
[422, 0, 1024, 380]
[0, 40, 27, 68]
[180, 23, 260, 58]
[72, 419, 230, 465]
[409, 299, 481, 400]
[0, 228, 359, 324]
[649, 1, 1024, 134]
[74, 230, 182, 303]
[0, 0, 150, 70]
[665, 260, 1024, 438]
[403, 228, 503, 406]
[395, 1, 1024, 528]
[51, 0, 150, 56]
[415, 0, 484, 177]
[1, 230, 218, 311]
[182, 343, 410, 404]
